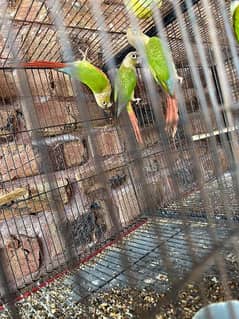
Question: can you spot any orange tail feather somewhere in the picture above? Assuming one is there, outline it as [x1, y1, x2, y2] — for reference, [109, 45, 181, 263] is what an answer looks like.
[20, 61, 67, 69]
[165, 95, 172, 126]
[165, 95, 179, 138]
[127, 103, 143, 144]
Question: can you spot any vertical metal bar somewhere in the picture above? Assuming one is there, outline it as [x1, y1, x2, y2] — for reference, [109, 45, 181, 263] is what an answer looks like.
[210, 64, 224, 106]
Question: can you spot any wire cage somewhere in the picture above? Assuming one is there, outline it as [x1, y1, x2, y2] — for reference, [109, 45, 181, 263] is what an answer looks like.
[0, 0, 239, 318]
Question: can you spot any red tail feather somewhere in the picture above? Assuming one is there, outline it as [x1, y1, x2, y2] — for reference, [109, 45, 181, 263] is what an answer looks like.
[20, 60, 66, 69]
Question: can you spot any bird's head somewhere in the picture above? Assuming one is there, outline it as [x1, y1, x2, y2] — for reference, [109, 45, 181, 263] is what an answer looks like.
[94, 83, 112, 109]
[126, 27, 148, 48]
[122, 51, 138, 68]
[95, 93, 112, 110]
[127, 28, 138, 48]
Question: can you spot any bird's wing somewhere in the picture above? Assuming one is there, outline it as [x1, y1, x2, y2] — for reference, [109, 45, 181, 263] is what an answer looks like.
[22, 60, 110, 94]
[146, 36, 171, 92]
[73, 60, 110, 93]
[115, 66, 137, 112]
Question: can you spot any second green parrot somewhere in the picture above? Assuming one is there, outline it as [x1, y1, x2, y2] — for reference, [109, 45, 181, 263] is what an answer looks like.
[127, 28, 183, 137]
[21, 50, 112, 110]
[124, 0, 163, 19]
[231, 0, 239, 43]
[114, 51, 143, 144]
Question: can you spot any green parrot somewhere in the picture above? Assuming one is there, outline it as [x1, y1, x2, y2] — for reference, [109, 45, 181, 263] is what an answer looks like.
[127, 28, 183, 137]
[124, 0, 163, 19]
[231, 0, 239, 43]
[21, 49, 112, 110]
[114, 51, 143, 144]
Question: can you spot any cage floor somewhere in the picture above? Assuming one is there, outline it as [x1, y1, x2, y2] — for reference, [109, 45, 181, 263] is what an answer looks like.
[164, 172, 239, 218]
[0, 213, 236, 319]
[65, 219, 227, 299]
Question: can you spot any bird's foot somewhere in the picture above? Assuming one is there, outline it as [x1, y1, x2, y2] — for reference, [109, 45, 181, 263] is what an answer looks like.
[78, 47, 89, 61]
[177, 76, 183, 85]
[103, 109, 112, 118]
[132, 97, 141, 105]
[103, 110, 114, 125]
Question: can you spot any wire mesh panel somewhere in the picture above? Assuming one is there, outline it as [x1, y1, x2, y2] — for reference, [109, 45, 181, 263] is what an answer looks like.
[0, 0, 239, 318]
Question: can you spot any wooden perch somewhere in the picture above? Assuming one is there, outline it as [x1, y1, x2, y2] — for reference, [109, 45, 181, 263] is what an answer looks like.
[0, 179, 72, 218]
[0, 188, 28, 207]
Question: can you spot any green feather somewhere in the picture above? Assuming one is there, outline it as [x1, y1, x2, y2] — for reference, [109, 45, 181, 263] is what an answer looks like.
[146, 36, 171, 92]
[126, 0, 162, 19]
[233, 5, 239, 43]
[69, 60, 110, 94]
[114, 65, 137, 114]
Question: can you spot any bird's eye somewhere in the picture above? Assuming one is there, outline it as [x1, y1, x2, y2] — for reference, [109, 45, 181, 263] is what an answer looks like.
[132, 53, 137, 59]
[102, 101, 107, 106]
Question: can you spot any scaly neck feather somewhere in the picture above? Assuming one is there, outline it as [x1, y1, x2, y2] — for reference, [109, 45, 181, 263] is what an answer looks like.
[122, 58, 136, 69]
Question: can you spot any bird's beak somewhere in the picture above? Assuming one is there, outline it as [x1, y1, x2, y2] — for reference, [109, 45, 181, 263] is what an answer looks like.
[136, 56, 141, 66]
[103, 109, 112, 118]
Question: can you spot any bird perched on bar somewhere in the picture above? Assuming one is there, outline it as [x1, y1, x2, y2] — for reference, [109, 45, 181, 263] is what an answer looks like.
[20, 49, 112, 111]
[231, 0, 239, 43]
[114, 51, 143, 144]
[124, 0, 163, 19]
[127, 28, 183, 137]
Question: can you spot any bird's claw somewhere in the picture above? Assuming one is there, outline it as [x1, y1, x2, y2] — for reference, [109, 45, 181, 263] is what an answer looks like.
[79, 47, 89, 61]
[177, 76, 183, 85]
[133, 97, 141, 105]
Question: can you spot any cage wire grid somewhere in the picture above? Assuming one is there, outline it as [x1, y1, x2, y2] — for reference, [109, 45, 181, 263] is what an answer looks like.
[0, 0, 238, 318]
